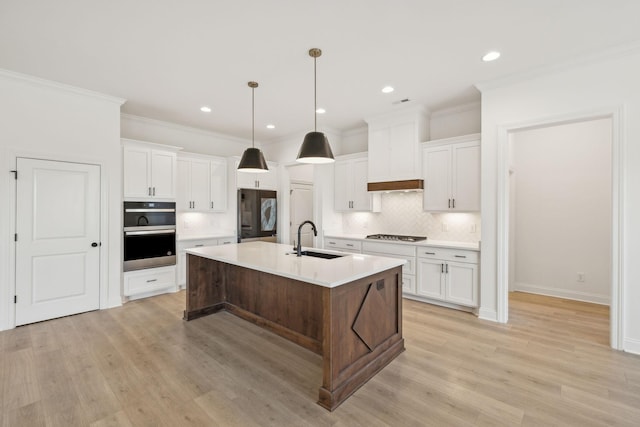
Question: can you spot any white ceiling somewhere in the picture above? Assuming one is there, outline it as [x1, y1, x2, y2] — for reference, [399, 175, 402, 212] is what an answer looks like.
[2, 0, 640, 143]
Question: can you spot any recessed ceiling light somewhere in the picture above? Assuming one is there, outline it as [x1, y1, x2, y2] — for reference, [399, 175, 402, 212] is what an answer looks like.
[200, 106, 212, 112]
[382, 86, 394, 93]
[482, 51, 501, 62]
[266, 124, 275, 129]
[316, 108, 326, 114]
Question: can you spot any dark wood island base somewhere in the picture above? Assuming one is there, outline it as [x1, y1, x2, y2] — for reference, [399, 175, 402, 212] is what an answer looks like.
[184, 253, 405, 411]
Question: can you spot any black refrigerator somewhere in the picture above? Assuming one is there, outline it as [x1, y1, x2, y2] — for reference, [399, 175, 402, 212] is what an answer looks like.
[237, 189, 277, 242]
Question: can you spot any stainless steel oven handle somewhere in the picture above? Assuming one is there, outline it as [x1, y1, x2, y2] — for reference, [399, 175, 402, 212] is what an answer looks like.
[125, 229, 176, 236]
[124, 225, 176, 232]
[125, 208, 176, 213]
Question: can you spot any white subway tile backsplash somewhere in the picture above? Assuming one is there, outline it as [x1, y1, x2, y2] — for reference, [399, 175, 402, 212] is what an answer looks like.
[341, 192, 480, 243]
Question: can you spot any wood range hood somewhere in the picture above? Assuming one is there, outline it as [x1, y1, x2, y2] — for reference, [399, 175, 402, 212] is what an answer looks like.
[367, 179, 424, 192]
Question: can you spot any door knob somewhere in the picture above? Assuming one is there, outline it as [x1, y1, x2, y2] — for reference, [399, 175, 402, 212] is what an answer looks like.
[91, 242, 98, 247]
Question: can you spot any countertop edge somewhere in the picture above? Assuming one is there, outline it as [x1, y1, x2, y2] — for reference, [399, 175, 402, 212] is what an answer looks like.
[323, 233, 480, 251]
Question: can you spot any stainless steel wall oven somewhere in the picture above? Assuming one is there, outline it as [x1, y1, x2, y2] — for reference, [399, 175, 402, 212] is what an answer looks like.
[123, 201, 176, 271]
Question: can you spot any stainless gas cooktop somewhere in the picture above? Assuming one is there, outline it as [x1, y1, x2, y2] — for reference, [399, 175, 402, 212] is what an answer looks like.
[365, 234, 427, 242]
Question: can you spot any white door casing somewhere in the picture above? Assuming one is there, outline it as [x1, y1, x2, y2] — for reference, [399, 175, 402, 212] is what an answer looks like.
[290, 183, 314, 248]
[15, 158, 101, 326]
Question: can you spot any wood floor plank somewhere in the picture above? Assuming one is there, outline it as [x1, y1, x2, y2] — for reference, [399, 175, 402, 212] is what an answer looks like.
[1, 290, 639, 426]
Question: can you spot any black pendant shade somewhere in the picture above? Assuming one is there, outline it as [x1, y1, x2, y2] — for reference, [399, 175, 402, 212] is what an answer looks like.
[297, 131, 335, 164]
[296, 48, 335, 164]
[238, 147, 268, 172]
[238, 81, 269, 173]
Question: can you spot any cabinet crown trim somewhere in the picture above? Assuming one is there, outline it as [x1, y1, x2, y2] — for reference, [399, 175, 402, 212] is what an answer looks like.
[421, 133, 480, 147]
[122, 138, 183, 151]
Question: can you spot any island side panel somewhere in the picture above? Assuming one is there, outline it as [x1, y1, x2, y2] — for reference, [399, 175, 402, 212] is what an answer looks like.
[184, 254, 227, 320]
[318, 265, 404, 411]
[225, 264, 324, 355]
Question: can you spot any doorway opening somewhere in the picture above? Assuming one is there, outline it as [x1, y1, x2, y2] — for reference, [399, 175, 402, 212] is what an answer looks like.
[286, 164, 315, 248]
[497, 110, 622, 349]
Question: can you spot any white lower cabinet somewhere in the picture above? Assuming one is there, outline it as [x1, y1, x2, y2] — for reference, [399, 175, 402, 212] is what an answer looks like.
[416, 247, 478, 307]
[362, 241, 417, 294]
[124, 266, 177, 297]
[177, 236, 235, 287]
[324, 237, 362, 253]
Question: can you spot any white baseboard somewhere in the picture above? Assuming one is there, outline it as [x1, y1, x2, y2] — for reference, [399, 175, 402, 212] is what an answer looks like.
[514, 282, 610, 305]
[478, 307, 498, 322]
[624, 338, 640, 355]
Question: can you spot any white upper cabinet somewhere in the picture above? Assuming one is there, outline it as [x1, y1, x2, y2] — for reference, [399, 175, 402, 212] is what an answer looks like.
[365, 106, 429, 184]
[123, 139, 180, 201]
[422, 134, 480, 212]
[209, 157, 228, 212]
[177, 153, 228, 212]
[334, 153, 380, 212]
[236, 160, 278, 190]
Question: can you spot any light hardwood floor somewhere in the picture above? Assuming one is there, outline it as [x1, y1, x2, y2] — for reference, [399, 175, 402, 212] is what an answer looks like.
[1, 291, 638, 426]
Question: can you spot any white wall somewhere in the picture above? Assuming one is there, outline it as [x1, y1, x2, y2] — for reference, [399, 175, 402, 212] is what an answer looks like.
[429, 102, 481, 140]
[510, 119, 611, 304]
[341, 126, 368, 154]
[261, 127, 344, 164]
[121, 114, 250, 157]
[478, 46, 640, 353]
[0, 70, 124, 331]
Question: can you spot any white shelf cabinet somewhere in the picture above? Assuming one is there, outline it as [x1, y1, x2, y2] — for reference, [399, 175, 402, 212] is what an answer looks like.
[416, 247, 478, 307]
[236, 160, 278, 190]
[365, 107, 428, 184]
[422, 134, 480, 212]
[177, 154, 228, 212]
[177, 236, 235, 286]
[123, 139, 180, 201]
[334, 154, 380, 212]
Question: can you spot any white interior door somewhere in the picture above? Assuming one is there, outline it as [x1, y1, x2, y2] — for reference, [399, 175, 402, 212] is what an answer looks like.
[15, 158, 101, 326]
[290, 183, 314, 248]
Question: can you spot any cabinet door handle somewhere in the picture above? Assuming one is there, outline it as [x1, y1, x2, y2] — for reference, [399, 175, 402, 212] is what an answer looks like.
[424, 252, 436, 255]
[146, 279, 157, 283]
[441, 263, 444, 273]
[329, 241, 336, 245]
[152, 187, 156, 196]
[452, 198, 455, 208]
[211, 201, 214, 209]
[148, 187, 152, 196]
[446, 264, 449, 273]
[454, 255, 467, 258]
[346, 243, 354, 247]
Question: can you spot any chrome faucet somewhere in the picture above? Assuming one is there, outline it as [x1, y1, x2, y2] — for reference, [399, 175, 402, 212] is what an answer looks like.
[296, 220, 318, 257]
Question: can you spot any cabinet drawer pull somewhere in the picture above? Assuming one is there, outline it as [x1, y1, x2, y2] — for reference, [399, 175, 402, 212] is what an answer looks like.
[146, 279, 157, 283]
[328, 241, 336, 245]
[424, 252, 436, 255]
[222, 241, 231, 245]
[454, 255, 467, 258]
[346, 243, 354, 247]
[194, 244, 204, 247]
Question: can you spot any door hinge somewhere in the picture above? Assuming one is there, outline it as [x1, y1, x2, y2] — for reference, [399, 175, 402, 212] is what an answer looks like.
[14, 295, 17, 304]
[10, 170, 17, 180]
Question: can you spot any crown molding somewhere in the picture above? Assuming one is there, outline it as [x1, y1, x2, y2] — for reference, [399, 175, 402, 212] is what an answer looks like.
[475, 40, 640, 93]
[431, 101, 481, 118]
[0, 68, 126, 105]
[364, 104, 429, 124]
[342, 126, 368, 137]
[120, 113, 251, 146]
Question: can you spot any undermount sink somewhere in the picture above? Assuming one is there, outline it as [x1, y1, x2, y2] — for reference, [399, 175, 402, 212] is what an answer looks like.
[287, 250, 346, 259]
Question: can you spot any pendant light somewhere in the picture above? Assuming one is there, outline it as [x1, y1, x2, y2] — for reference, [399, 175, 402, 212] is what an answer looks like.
[238, 81, 269, 173]
[296, 48, 335, 164]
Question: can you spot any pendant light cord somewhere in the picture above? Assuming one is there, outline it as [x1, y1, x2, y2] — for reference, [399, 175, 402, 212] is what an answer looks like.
[252, 86, 255, 148]
[314, 55, 317, 132]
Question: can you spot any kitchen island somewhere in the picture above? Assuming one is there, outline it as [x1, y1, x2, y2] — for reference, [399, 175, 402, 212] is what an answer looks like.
[184, 241, 405, 411]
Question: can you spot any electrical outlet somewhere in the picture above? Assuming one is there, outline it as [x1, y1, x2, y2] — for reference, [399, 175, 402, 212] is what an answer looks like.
[442, 223, 449, 232]
[577, 272, 585, 282]
[469, 224, 476, 233]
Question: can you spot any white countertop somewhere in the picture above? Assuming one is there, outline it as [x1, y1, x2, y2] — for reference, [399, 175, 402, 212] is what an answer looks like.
[323, 233, 480, 251]
[177, 233, 236, 242]
[186, 241, 406, 288]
